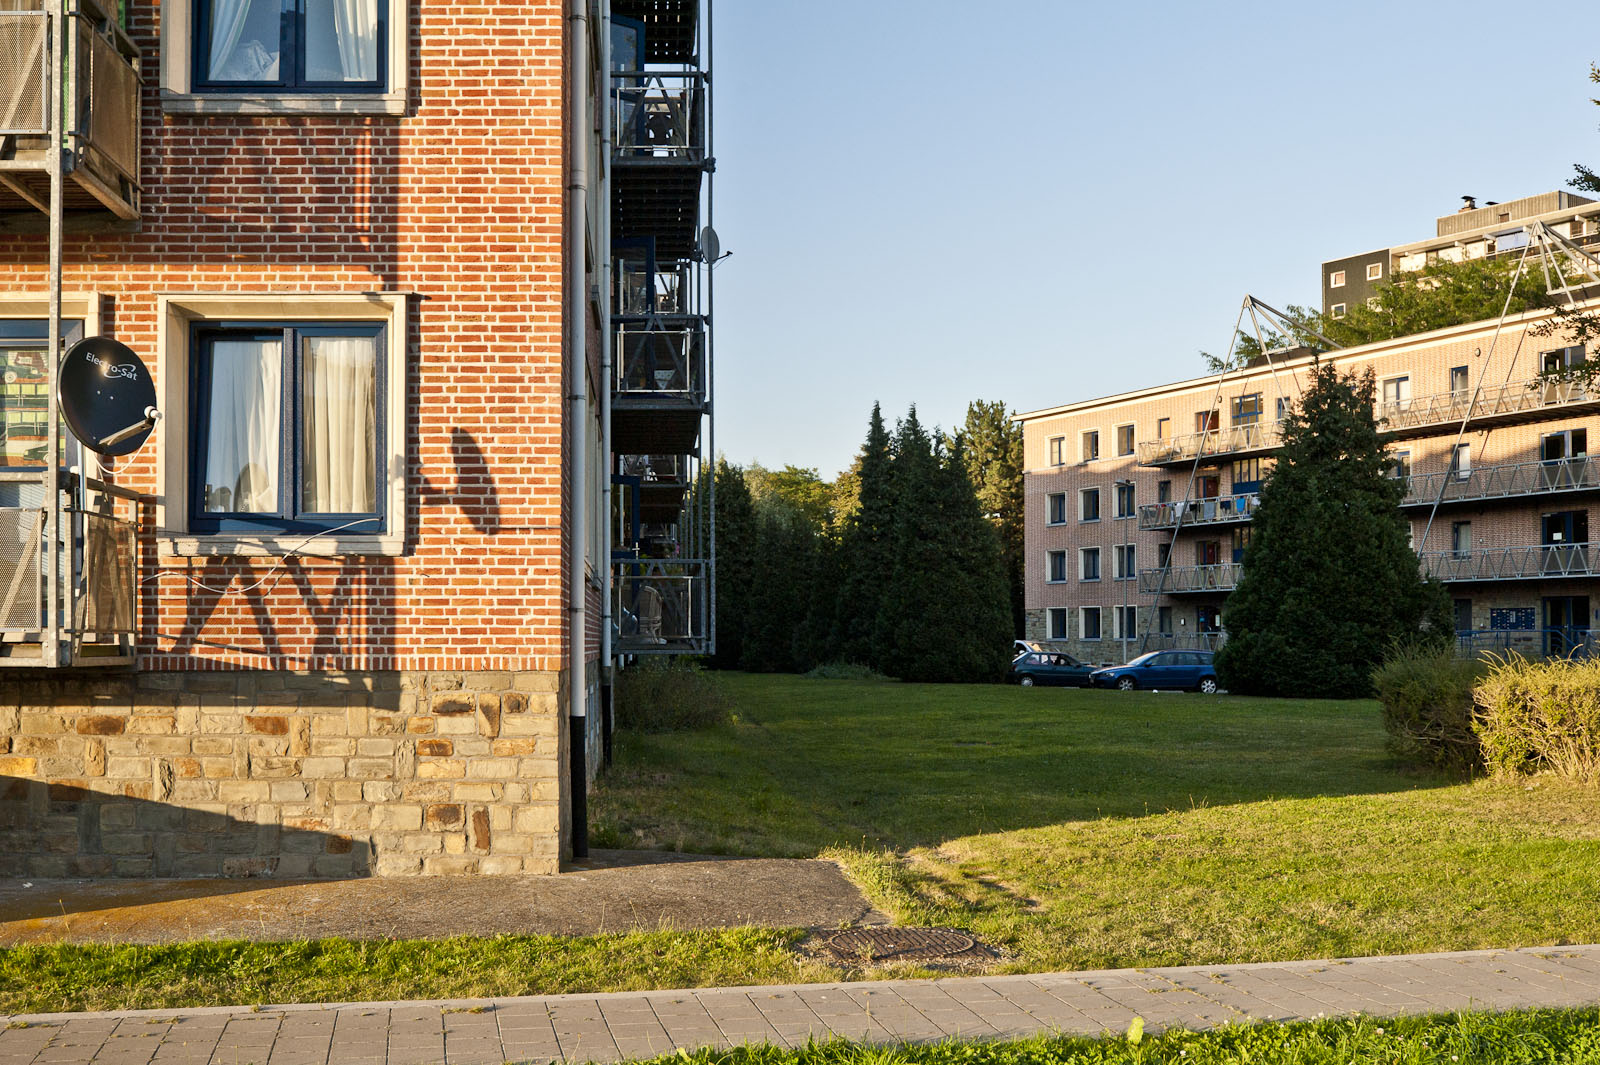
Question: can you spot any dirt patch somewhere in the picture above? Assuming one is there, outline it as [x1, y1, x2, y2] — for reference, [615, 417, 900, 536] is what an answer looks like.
[0, 850, 889, 946]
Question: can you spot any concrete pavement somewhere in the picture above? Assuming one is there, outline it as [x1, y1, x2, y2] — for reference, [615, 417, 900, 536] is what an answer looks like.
[3, 945, 1600, 1064]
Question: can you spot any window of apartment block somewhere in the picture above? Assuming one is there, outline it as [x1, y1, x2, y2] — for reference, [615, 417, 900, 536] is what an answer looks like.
[1542, 345, 1586, 374]
[1157, 541, 1170, 568]
[1114, 482, 1135, 518]
[1114, 543, 1136, 580]
[1047, 550, 1068, 583]
[1116, 424, 1135, 456]
[1231, 458, 1261, 494]
[1366, 297, 1380, 310]
[1367, 262, 1383, 281]
[1048, 436, 1065, 466]
[1196, 539, 1221, 566]
[1155, 416, 1170, 439]
[1080, 547, 1100, 581]
[1231, 393, 1262, 426]
[1157, 605, 1173, 635]
[1195, 409, 1218, 433]
[1157, 479, 1171, 503]
[1381, 375, 1410, 408]
[1080, 606, 1102, 641]
[1231, 526, 1251, 562]
[1449, 443, 1471, 481]
[190, 322, 386, 534]
[1329, 270, 1345, 288]
[1197, 605, 1221, 633]
[1450, 365, 1469, 396]
[1391, 449, 1411, 479]
[0, 318, 86, 468]
[1331, 303, 1346, 318]
[1048, 608, 1068, 640]
[1047, 492, 1067, 525]
[1543, 429, 1588, 462]
[1079, 487, 1100, 522]
[1081, 430, 1100, 462]
[1451, 521, 1472, 559]
[1276, 396, 1292, 421]
[1115, 605, 1136, 640]
[1452, 598, 1472, 633]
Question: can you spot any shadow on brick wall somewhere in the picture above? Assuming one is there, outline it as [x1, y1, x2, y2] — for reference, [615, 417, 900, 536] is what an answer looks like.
[0, 776, 372, 880]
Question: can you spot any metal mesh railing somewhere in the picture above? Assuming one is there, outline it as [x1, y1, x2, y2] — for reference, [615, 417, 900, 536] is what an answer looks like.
[1403, 457, 1600, 507]
[85, 17, 138, 183]
[1378, 376, 1597, 432]
[1420, 543, 1596, 582]
[0, 507, 44, 630]
[615, 323, 706, 398]
[613, 558, 708, 653]
[1455, 628, 1598, 660]
[78, 508, 133, 634]
[1138, 563, 1240, 595]
[611, 72, 706, 160]
[1138, 493, 1260, 530]
[1137, 630, 1227, 654]
[1136, 421, 1282, 466]
[0, 11, 48, 135]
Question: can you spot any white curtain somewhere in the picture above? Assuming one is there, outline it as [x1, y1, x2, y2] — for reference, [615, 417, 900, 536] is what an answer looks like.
[302, 335, 376, 514]
[329, 0, 379, 81]
[204, 339, 281, 513]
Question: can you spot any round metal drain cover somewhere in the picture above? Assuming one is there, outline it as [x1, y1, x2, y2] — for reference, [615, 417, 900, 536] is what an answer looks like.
[823, 927, 977, 963]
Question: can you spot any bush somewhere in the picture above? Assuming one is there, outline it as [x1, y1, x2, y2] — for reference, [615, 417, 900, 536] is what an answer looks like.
[803, 662, 887, 681]
[1372, 645, 1487, 771]
[614, 660, 733, 732]
[1473, 655, 1600, 781]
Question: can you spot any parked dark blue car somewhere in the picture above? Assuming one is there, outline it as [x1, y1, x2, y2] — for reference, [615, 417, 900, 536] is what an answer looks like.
[1007, 650, 1094, 687]
[1091, 650, 1220, 693]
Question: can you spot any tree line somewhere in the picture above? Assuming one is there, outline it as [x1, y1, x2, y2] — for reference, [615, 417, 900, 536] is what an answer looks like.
[709, 402, 1020, 683]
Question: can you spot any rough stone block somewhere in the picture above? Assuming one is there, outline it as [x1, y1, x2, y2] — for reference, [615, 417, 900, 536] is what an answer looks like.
[453, 783, 501, 802]
[75, 715, 125, 736]
[422, 855, 479, 875]
[417, 739, 453, 757]
[362, 781, 401, 803]
[406, 717, 435, 735]
[299, 757, 345, 779]
[476, 695, 501, 738]
[478, 856, 524, 875]
[356, 738, 396, 758]
[417, 759, 465, 779]
[371, 805, 422, 831]
[375, 855, 422, 876]
[332, 805, 372, 831]
[192, 737, 234, 756]
[126, 715, 177, 735]
[435, 715, 477, 736]
[465, 760, 517, 780]
[270, 781, 309, 802]
[431, 693, 474, 716]
[503, 692, 529, 715]
[469, 807, 491, 852]
[492, 739, 538, 757]
[424, 803, 463, 828]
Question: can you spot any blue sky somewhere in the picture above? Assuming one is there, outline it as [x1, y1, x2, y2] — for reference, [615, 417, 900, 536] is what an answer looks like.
[707, 1, 1600, 478]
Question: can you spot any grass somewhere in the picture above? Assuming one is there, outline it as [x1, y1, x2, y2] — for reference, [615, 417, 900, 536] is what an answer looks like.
[638, 1009, 1600, 1065]
[592, 673, 1600, 971]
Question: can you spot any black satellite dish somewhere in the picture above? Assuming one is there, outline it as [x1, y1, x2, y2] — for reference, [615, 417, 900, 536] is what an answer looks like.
[59, 336, 160, 457]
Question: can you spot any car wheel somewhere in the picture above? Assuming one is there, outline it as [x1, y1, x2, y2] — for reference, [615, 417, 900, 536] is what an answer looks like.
[1019, 675, 1035, 688]
[1198, 676, 1218, 694]
[1116, 677, 1136, 691]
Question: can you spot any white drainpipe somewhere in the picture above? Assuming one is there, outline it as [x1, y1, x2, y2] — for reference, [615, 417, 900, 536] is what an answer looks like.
[599, 0, 614, 765]
[566, 0, 590, 858]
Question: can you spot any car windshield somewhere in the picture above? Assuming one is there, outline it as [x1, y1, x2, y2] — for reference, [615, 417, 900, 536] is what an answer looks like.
[1125, 652, 1161, 667]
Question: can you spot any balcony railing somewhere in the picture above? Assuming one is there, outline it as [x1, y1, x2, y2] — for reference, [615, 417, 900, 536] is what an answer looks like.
[613, 558, 709, 655]
[611, 71, 706, 163]
[614, 321, 707, 402]
[1137, 563, 1240, 595]
[0, 0, 141, 220]
[1137, 493, 1260, 531]
[1379, 375, 1597, 434]
[1136, 421, 1282, 466]
[1137, 630, 1227, 654]
[1402, 457, 1600, 508]
[1420, 543, 1597, 583]
[1455, 628, 1597, 660]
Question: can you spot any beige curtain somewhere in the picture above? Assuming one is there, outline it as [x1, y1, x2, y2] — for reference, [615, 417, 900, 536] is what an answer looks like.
[203, 339, 281, 513]
[301, 335, 376, 514]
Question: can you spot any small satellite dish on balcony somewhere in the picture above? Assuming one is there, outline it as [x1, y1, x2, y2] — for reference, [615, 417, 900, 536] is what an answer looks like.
[59, 337, 161, 457]
[700, 225, 720, 263]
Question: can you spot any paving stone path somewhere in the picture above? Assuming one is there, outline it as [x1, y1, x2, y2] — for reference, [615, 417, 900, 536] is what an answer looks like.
[3, 946, 1599, 1065]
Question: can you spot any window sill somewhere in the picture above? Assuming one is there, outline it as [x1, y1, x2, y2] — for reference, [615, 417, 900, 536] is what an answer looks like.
[159, 534, 406, 559]
[162, 90, 406, 116]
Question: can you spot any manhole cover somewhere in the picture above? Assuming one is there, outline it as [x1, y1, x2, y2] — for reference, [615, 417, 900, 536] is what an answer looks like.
[822, 927, 977, 963]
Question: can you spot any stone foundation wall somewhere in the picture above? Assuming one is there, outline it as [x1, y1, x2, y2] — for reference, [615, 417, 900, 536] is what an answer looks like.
[0, 670, 566, 878]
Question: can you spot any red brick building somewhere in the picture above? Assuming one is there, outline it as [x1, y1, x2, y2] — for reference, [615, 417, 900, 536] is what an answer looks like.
[0, 0, 714, 875]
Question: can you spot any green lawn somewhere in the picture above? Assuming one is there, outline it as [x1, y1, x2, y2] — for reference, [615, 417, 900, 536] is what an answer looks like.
[592, 673, 1600, 972]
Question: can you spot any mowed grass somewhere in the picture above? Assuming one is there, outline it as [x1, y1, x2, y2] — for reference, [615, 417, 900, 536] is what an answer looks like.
[592, 673, 1600, 971]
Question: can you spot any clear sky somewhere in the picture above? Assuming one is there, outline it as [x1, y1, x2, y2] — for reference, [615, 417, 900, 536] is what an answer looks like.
[707, 0, 1600, 478]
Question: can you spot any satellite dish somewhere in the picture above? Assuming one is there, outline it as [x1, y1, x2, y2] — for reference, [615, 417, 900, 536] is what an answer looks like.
[700, 225, 720, 263]
[59, 337, 161, 457]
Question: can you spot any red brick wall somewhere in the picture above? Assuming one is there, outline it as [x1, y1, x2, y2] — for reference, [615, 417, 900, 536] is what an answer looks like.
[0, 1, 582, 674]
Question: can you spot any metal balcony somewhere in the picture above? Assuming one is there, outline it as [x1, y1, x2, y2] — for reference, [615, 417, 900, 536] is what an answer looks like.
[1138, 493, 1260, 531]
[1401, 457, 1600, 509]
[1137, 421, 1282, 468]
[1137, 563, 1240, 595]
[1137, 631, 1227, 654]
[0, 0, 141, 229]
[0, 471, 147, 666]
[616, 453, 693, 528]
[611, 71, 706, 261]
[1379, 376, 1600, 438]
[1420, 543, 1597, 583]
[1455, 627, 1597, 660]
[612, 0, 700, 64]
[613, 557, 708, 655]
[611, 319, 707, 456]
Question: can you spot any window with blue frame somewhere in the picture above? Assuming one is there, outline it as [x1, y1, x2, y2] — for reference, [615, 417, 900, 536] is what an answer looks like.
[190, 323, 385, 534]
[0, 318, 83, 470]
[195, 0, 386, 91]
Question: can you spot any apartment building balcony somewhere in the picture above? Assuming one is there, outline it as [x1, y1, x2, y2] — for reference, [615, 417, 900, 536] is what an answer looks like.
[1420, 543, 1598, 583]
[1136, 421, 1281, 468]
[1380, 376, 1600, 438]
[1401, 456, 1600, 509]
[1138, 493, 1260, 531]
[611, 71, 707, 261]
[0, 0, 141, 230]
[0, 471, 146, 666]
[613, 557, 708, 655]
[1137, 630, 1227, 654]
[1137, 563, 1240, 595]
[611, 318, 707, 455]
[1455, 627, 1596, 660]
[616, 453, 693, 526]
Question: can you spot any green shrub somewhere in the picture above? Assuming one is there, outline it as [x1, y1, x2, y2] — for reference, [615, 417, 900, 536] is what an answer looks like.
[1371, 645, 1487, 771]
[614, 660, 733, 733]
[1473, 655, 1600, 781]
[803, 662, 887, 681]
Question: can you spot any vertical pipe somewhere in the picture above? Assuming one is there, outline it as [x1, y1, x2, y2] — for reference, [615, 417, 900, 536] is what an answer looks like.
[566, 0, 590, 859]
[45, 0, 64, 665]
[703, 0, 715, 657]
[599, 0, 614, 767]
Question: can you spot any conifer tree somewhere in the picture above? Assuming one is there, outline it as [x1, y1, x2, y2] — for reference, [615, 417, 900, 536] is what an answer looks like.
[956, 400, 1025, 637]
[708, 460, 753, 669]
[1215, 364, 1452, 697]
[832, 403, 894, 667]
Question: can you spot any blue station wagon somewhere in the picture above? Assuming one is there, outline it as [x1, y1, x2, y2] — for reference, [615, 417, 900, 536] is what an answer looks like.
[1091, 650, 1220, 693]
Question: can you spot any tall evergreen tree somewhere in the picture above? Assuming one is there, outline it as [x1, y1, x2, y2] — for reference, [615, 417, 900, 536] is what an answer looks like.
[955, 400, 1025, 637]
[1215, 364, 1452, 697]
[709, 460, 754, 670]
[832, 404, 894, 667]
[740, 494, 819, 672]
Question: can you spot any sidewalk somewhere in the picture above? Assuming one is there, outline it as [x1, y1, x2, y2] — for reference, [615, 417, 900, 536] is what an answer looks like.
[3, 945, 1599, 1065]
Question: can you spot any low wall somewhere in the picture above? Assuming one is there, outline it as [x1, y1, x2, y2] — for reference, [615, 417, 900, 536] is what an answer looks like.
[0, 670, 567, 878]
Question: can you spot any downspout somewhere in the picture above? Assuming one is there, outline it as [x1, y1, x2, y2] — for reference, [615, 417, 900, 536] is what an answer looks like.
[566, 0, 590, 859]
[599, 0, 614, 768]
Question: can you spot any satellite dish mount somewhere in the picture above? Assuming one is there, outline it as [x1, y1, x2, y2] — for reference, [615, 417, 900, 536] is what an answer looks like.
[58, 337, 161, 458]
